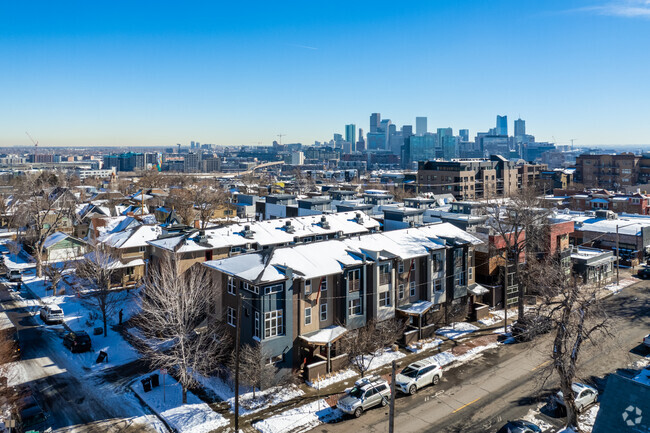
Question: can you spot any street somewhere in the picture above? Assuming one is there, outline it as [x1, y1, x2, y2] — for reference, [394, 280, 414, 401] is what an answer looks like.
[317, 280, 650, 433]
[1, 283, 163, 433]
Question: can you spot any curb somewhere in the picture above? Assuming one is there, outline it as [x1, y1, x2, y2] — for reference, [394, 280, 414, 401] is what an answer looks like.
[129, 383, 175, 433]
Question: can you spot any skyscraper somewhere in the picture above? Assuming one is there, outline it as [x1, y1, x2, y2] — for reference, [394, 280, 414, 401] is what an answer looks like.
[514, 118, 526, 137]
[356, 128, 365, 152]
[345, 124, 356, 150]
[370, 113, 381, 133]
[496, 115, 508, 136]
[416, 117, 427, 136]
[459, 129, 469, 142]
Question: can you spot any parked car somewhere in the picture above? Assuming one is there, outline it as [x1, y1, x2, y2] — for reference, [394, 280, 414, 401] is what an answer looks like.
[62, 331, 92, 353]
[643, 334, 650, 348]
[496, 420, 542, 433]
[637, 268, 650, 279]
[395, 358, 442, 395]
[40, 305, 64, 324]
[552, 383, 598, 413]
[17, 394, 48, 433]
[337, 375, 391, 418]
[512, 314, 553, 342]
[6, 269, 22, 282]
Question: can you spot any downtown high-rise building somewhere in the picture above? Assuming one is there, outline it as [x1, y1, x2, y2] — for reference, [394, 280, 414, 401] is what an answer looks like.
[415, 117, 427, 136]
[496, 115, 508, 136]
[514, 118, 526, 137]
[370, 113, 381, 133]
[459, 129, 469, 142]
[345, 124, 356, 150]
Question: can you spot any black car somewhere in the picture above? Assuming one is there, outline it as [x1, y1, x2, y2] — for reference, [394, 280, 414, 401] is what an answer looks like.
[496, 420, 542, 433]
[637, 267, 650, 279]
[63, 331, 92, 353]
[512, 314, 553, 342]
[17, 394, 48, 433]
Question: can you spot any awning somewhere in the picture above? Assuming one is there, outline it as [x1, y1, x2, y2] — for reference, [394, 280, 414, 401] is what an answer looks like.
[468, 284, 490, 296]
[396, 300, 434, 316]
[299, 325, 347, 346]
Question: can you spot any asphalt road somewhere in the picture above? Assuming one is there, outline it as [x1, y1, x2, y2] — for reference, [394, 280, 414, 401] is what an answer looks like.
[1, 283, 161, 433]
[318, 280, 650, 433]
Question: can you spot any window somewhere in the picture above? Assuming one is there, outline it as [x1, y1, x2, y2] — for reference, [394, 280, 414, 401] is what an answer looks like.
[348, 269, 361, 292]
[321, 278, 327, 292]
[434, 279, 443, 292]
[409, 281, 416, 297]
[398, 261, 405, 273]
[267, 354, 283, 365]
[432, 254, 443, 272]
[316, 235, 323, 241]
[265, 310, 283, 338]
[254, 312, 260, 338]
[304, 237, 313, 243]
[379, 291, 391, 307]
[227, 307, 236, 327]
[398, 284, 405, 300]
[138, 246, 146, 253]
[379, 263, 391, 285]
[227, 277, 236, 295]
[305, 307, 312, 325]
[264, 284, 283, 295]
[305, 279, 312, 295]
[242, 281, 249, 292]
[349, 298, 362, 316]
[320, 303, 327, 321]
[410, 260, 416, 272]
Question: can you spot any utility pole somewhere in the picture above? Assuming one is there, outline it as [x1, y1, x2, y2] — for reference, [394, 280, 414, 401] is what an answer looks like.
[234, 293, 242, 432]
[389, 360, 396, 433]
[616, 224, 621, 286]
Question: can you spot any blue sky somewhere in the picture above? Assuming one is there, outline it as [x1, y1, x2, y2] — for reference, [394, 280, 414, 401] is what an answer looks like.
[1, 0, 649, 147]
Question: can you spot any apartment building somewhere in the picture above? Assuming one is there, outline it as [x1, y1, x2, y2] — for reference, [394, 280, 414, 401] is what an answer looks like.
[203, 223, 482, 375]
[417, 155, 520, 200]
[549, 189, 650, 215]
[574, 153, 641, 190]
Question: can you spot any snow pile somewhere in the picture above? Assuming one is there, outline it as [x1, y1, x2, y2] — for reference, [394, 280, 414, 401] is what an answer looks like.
[578, 405, 599, 432]
[521, 406, 554, 431]
[307, 369, 356, 390]
[132, 373, 228, 433]
[603, 277, 637, 294]
[406, 338, 442, 353]
[415, 342, 500, 370]
[252, 399, 343, 433]
[194, 373, 305, 416]
[435, 322, 479, 340]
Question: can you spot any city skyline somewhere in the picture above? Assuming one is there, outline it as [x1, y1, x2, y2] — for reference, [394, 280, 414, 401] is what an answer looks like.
[2, 0, 650, 147]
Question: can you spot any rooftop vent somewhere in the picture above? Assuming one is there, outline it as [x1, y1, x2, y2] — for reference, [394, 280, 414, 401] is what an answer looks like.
[285, 221, 295, 234]
[320, 216, 330, 230]
[242, 225, 255, 239]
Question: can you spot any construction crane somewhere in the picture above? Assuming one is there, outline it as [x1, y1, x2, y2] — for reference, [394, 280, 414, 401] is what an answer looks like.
[26, 131, 38, 161]
[277, 134, 286, 146]
[570, 139, 577, 150]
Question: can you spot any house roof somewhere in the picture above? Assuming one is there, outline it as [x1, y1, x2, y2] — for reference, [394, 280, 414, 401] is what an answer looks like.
[592, 373, 650, 433]
[300, 325, 347, 346]
[43, 232, 72, 250]
[99, 224, 162, 249]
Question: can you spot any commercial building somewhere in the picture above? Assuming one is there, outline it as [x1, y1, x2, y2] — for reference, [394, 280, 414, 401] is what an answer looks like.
[574, 153, 641, 190]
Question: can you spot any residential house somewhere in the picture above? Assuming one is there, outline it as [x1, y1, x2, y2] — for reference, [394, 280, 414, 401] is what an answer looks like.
[41, 232, 87, 262]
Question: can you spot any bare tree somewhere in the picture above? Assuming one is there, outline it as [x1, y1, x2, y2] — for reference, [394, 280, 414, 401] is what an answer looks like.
[481, 186, 552, 319]
[74, 244, 123, 337]
[194, 188, 228, 229]
[136, 258, 231, 403]
[231, 341, 286, 399]
[167, 188, 196, 227]
[14, 172, 76, 277]
[341, 318, 406, 378]
[44, 261, 70, 296]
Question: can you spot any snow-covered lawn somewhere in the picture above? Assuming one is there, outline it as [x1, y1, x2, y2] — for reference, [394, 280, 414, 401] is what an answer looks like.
[478, 309, 518, 326]
[132, 373, 228, 433]
[252, 399, 343, 433]
[435, 322, 479, 340]
[19, 274, 141, 371]
[194, 373, 305, 416]
[406, 337, 442, 353]
[307, 348, 405, 389]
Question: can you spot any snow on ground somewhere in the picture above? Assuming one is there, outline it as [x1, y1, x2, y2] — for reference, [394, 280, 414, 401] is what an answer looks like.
[307, 348, 405, 389]
[19, 274, 141, 371]
[132, 373, 228, 433]
[521, 405, 555, 431]
[603, 277, 637, 294]
[252, 399, 343, 433]
[578, 405, 599, 432]
[435, 322, 479, 340]
[194, 372, 305, 416]
[406, 337, 442, 353]
[478, 308, 518, 326]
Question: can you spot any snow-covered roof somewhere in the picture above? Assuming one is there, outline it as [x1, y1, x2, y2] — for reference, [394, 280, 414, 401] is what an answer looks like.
[397, 300, 434, 316]
[204, 223, 481, 284]
[83, 252, 145, 269]
[148, 211, 381, 253]
[43, 232, 71, 250]
[468, 284, 490, 296]
[300, 325, 347, 345]
[99, 224, 162, 249]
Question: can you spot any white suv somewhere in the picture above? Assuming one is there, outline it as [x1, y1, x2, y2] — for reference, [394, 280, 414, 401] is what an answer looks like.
[643, 334, 650, 348]
[552, 383, 598, 413]
[337, 376, 391, 418]
[395, 358, 443, 395]
[40, 305, 64, 324]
